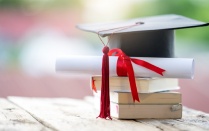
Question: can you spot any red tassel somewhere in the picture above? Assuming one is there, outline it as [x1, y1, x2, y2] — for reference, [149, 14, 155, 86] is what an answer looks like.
[97, 46, 112, 120]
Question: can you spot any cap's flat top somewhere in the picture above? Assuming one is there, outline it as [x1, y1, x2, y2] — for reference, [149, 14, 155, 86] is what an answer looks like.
[77, 14, 208, 37]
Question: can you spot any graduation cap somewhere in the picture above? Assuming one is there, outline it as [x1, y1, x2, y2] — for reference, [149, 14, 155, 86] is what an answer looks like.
[76, 14, 209, 119]
[77, 14, 209, 57]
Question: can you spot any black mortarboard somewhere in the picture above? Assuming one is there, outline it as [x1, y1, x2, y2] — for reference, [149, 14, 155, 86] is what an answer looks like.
[77, 14, 208, 57]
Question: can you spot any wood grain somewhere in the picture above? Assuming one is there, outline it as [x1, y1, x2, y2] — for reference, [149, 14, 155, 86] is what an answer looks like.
[136, 107, 209, 131]
[8, 97, 159, 131]
[0, 98, 51, 131]
[7, 97, 209, 131]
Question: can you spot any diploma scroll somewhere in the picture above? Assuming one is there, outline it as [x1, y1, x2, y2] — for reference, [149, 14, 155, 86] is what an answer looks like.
[56, 56, 194, 79]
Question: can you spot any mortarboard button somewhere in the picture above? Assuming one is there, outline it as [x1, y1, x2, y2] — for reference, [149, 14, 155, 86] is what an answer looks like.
[77, 14, 209, 57]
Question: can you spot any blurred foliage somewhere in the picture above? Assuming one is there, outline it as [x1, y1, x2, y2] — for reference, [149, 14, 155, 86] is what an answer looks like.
[0, 0, 82, 9]
[126, 0, 209, 46]
[0, 0, 208, 48]
[0, 0, 22, 8]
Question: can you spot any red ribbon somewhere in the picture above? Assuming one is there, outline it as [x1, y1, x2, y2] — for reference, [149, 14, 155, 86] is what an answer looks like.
[108, 48, 166, 102]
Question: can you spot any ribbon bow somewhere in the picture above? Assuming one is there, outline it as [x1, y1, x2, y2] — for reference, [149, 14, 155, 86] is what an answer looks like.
[108, 48, 166, 102]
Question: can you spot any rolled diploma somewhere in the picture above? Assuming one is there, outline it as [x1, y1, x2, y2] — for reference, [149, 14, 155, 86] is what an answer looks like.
[56, 56, 194, 79]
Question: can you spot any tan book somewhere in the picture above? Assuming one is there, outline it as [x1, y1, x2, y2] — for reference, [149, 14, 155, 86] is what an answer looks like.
[110, 102, 182, 119]
[94, 91, 181, 104]
[93, 96, 182, 119]
[91, 76, 179, 93]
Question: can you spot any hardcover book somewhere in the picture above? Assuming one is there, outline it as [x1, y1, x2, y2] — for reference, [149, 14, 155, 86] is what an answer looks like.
[92, 76, 179, 93]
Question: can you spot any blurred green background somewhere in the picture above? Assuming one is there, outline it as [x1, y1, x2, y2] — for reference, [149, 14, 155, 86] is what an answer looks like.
[0, 0, 209, 112]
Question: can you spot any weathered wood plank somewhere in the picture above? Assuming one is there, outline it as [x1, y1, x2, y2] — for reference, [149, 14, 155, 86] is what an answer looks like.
[180, 107, 209, 129]
[8, 97, 159, 131]
[137, 107, 209, 131]
[0, 98, 51, 131]
[8, 97, 209, 131]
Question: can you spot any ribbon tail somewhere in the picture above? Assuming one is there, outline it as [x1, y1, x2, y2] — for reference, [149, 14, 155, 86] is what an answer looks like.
[131, 58, 165, 76]
[91, 79, 97, 93]
[125, 59, 140, 102]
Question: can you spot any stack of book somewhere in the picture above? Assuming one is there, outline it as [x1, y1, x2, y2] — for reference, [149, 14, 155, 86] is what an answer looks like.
[91, 76, 182, 119]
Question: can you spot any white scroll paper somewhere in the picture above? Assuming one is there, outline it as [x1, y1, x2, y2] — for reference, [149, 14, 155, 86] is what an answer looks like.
[56, 56, 194, 79]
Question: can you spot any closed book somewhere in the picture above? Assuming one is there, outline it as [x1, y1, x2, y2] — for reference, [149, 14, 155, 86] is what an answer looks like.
[111, 103, 182, 119]
[94, 91, 181, 104]
[91, 76, 179, 93]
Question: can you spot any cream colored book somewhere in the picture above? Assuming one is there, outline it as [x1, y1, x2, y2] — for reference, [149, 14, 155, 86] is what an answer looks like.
[94, 91, 181, 104]
[91, 76, 179, 93]
[110, 102, 182, 119]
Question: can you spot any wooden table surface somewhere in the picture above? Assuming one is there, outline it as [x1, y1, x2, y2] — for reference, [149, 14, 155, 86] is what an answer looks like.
[0, 97, 209, 131]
